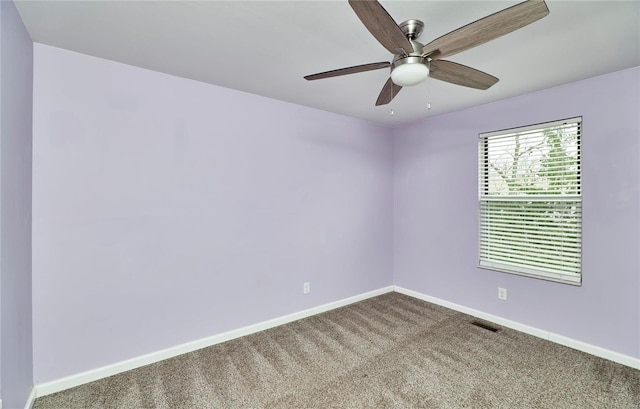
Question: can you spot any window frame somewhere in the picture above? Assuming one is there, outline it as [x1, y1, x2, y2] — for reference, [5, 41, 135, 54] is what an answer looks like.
[478, 117, 583, 285]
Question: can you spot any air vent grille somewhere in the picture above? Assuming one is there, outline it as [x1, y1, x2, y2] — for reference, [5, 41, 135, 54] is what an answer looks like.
[471, 321, 500, 332]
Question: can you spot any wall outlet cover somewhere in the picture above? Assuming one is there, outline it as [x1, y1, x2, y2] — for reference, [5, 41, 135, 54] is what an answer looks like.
[498, 287, 507, 300]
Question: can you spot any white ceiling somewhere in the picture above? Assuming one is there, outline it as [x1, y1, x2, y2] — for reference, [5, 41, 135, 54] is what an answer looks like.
[14, 1, 640, 125]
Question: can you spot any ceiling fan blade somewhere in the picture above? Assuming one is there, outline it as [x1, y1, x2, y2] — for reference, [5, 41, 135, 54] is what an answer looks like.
[429, 60, 498, 90]
[375, 77, 402, 106]
[304, 62, 390, 81]
[349, 0, 413, 55]
[423, 0, 549, 59]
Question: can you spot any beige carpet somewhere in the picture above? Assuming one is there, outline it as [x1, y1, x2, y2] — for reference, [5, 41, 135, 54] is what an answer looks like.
[33, 292, 640, 408]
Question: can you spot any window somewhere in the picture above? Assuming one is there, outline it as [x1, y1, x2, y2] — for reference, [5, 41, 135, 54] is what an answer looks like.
[478, 118, 582, 285]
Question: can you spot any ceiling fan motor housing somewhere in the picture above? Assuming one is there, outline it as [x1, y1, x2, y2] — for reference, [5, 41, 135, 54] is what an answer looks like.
[390, 33, 429, 87]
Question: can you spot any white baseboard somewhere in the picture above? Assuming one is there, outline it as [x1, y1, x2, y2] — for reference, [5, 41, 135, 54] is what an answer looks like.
[394, 286, 640, 370]
[35, 286, 394, 398]
[33, 284, 639, 399]
[23, 387, 36, 409]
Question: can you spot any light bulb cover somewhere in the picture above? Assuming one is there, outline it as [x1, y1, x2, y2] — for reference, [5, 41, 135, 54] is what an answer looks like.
[391, 57, 429, 87]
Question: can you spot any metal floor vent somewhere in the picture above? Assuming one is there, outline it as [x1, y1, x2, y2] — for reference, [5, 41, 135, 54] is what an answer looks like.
[471, 321, 500, 333]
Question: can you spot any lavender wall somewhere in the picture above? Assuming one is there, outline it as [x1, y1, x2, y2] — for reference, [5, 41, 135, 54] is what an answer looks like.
[0, 1, 34, 407]
[30, 40, 638, 388]
[32, 44, 393, 384]
[394, 67, 640, 359]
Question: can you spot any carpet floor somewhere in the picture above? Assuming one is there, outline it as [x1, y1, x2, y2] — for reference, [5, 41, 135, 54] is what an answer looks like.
[33, 292, 640, 408]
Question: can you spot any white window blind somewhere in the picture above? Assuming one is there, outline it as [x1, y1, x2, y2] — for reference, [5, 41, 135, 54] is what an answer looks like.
[478, 117, 582, 285]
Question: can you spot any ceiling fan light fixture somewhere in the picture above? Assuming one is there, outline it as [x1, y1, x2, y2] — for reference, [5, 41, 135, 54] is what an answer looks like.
[391, 57, 429, 87]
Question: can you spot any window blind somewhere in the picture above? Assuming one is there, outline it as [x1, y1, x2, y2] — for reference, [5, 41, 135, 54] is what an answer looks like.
[478, 117, 582, 285]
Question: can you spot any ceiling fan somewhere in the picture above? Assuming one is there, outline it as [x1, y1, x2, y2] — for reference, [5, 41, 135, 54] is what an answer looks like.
[304, 0, 549, 106]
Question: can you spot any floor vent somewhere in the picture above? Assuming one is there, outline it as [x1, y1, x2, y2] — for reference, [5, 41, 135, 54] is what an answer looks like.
[471, 321, 500, 332]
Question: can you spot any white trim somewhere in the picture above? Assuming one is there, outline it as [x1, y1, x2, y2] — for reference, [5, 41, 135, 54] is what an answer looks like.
[477, 264, 581, 286]
[394, 286, 640, 370]
[23, 387, 36, 409]
[34, 286, 394, 398]
[479, 116, 582, 139]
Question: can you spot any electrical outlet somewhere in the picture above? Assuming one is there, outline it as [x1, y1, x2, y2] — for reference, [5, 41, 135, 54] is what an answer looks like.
[303, 282, 310, 294]
[498, 287, 507, 301]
